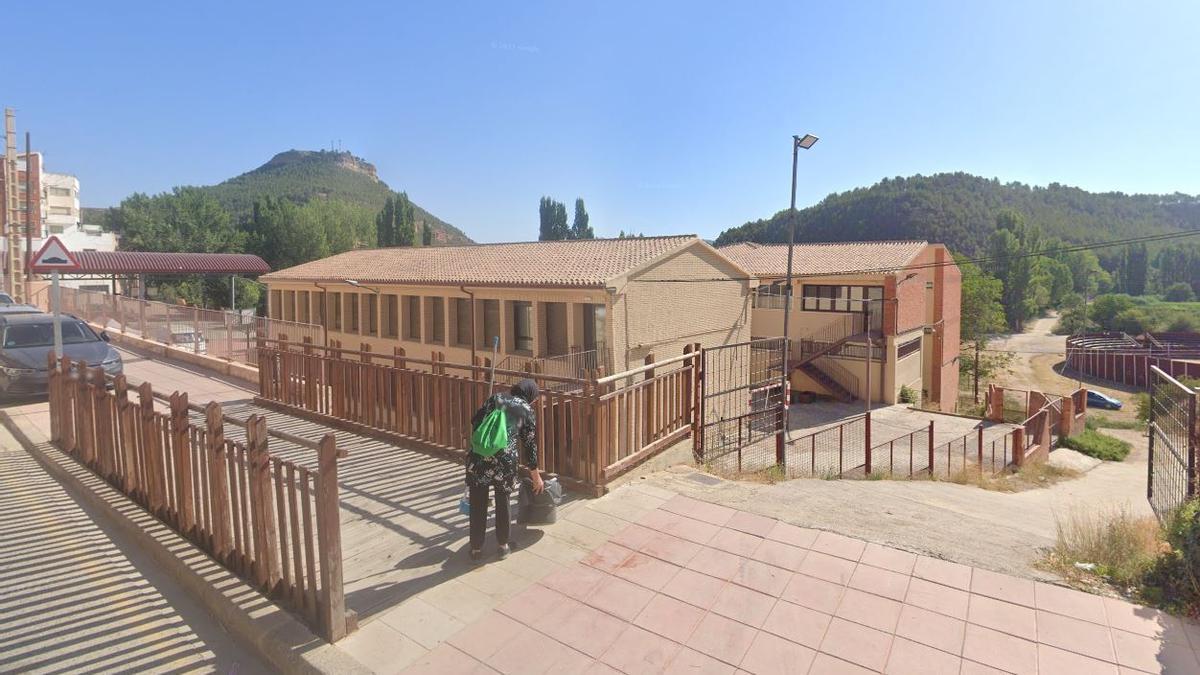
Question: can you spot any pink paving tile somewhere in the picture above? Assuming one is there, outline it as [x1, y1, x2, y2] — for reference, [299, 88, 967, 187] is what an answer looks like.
[967, 594, 1037, 641]
[640, 509, 721, 545]
[834, 587, 903, 633]
[808, 653, 877, 674]
[731, 558, 790, 597]
[761, 599, 832, 649]
[1037, 643, 1119, 675]
[1111, 627, 1200, 673]
[912, 555, 972, 591]
[710, 582, 777, 628]
[962, 624, 1038, 675]
[532, 596, 629, 658]
[796, 551, 856, 586]
[613, 552, 683, 591]
[497, 583, 572, 626]
[583, 541, 636, 573]
[894, 603, 965, 655]
[585, 573, 657, 621]
[1036, 609, 1116, 662]
[600, 624, 682, 674]
[780, 572, 845, 614]
[884, 636, 962, 675]
[903, 576, 969, 620]
[818, 617, 893, 672]
[725, 511, 777, 538]
[750, 539, 807, 572]
[639, 531, 703, 567]
[612, 523, 659, 550]
[664, 648, 737, 675]
[738, 630, 816, 675]
[447, 609, 527, 661]
[661, 495, 736, 526]
[959, 660, 1009, 675]
[686, 612, 760, 666]
[1103, 596, 1191, 644]
[859, 542, 917, 575]
[540, 563, 609, 601]
[1034, 581, 1108, 625]
[635, 593, 707, 644]
[403, 644, 493, 675]
[708, 528, 765, 557]
[765, 521, 818, 549]
[970, 567, 1036, 608]
[810, 531, 866, 561]
[490, 624, 593, 675]
[686, 546, 745, 580]
[847, 562, 910, 601]
[583, 662, 623, 675]
[661, 568, 727, 610]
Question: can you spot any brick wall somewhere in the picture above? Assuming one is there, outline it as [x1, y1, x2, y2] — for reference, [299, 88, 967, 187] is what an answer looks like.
[936, 246, 962, 412]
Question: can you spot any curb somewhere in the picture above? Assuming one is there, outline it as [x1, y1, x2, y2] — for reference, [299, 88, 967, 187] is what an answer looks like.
[0, 411, 372, 675]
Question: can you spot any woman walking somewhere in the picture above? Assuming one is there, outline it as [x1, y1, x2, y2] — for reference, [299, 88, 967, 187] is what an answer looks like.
[466, 379, 544, 561]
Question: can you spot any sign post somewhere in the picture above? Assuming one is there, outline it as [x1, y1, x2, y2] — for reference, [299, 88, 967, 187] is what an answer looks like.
[29, 236, 81, 360]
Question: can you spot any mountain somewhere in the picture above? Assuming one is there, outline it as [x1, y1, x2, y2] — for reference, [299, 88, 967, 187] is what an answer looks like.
[84, 149, 473, 245]
[715, 172, 1200, 265]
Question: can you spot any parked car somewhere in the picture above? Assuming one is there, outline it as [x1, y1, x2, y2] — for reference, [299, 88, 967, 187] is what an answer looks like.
[1086, 390, 1123, 410]
[0, 292, 15, 304]
[0, 304, 44, 317]
[0, 314, 123, 398]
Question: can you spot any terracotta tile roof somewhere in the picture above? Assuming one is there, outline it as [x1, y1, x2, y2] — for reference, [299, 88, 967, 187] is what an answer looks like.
[69, 251, 270, 275]
[262, 235, 702, 288]
[717, 240, 928, 277]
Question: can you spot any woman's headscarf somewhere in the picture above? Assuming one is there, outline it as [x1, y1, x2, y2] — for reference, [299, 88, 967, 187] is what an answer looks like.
[511, 379, 540, 403]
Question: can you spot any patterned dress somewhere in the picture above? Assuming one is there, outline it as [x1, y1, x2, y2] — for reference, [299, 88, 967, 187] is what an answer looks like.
[465, 393, 538, 494]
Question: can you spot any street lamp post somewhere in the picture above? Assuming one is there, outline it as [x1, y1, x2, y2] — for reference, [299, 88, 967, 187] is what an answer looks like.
[779, 134, 819, 465]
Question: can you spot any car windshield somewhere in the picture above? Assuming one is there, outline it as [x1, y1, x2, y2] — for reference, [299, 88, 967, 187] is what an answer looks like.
[3, 321, 100, 348]
[0, 293, 14, 303]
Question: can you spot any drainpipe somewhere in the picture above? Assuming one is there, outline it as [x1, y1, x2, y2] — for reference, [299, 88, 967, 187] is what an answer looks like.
[461, 285, 477, 365]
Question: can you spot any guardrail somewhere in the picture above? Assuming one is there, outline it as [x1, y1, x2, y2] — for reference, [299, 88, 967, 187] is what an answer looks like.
[46, 354, 353, 642]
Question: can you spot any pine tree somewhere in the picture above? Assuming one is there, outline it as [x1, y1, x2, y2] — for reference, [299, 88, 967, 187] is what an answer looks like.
[570, 198, 593, 239]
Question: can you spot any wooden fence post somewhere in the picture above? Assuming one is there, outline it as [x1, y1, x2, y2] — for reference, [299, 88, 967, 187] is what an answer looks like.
[315, 434, 349, 642]
[206, 401, 233, 562]
[171, 392, 195, 536]
[92, 366, 115, 477]
[247, 414, 281, 592]
[77, 367, 96, 466]
[138, 381, 163, 514]
[59, 357, 75, 452]
[114, 375, 137, 494]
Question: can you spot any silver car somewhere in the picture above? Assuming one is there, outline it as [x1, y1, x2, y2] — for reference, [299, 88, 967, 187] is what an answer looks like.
[0, 313, 123, 398]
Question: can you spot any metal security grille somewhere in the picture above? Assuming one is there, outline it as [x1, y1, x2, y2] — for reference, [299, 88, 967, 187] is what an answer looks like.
[697, 338, 786, 473]
[1148, 366, 1199, 521]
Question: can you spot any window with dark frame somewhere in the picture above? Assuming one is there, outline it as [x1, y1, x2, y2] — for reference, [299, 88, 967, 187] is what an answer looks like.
[366, 294, 378, 336]
[801, 284, 883, 313]
[512, 301, 533, 353]
[480, 299, 499, 348]
[405, 296, 421, 340]
[454, 298, 472, 346]
[331, 292, 342, 330]
[384, 295, 399, 338]
[428, 297, 445, 343]
[347, 292, 359, 332]
[270, 290, 282, 319]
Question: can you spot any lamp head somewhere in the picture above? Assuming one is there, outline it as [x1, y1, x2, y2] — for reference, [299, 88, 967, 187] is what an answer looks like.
[795, 134, 819, 150]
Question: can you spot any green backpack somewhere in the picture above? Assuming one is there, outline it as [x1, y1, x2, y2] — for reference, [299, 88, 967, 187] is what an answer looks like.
[471, 407, 509, 457]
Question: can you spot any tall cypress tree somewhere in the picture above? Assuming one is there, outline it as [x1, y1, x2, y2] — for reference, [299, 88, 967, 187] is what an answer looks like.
[422, 222, 433, 246]
[570, 198, 593, 239]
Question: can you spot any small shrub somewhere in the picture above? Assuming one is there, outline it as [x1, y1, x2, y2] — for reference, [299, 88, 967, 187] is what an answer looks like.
[898, 385, 917, 404]
[1143, 499, 1200, 614]
[1060, 429, 1132, 461]
[1134, 392, 1151, 423]
[1164, 283, 1197, 302]
[1086, 414, 1144, 431]
[1042, 507, 1161, 587]
[1167, 315, 1199, 332]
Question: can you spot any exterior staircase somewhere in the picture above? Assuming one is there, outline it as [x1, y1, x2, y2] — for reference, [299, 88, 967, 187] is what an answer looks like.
[790, 314, 867, 403]
[798, 360, 857, 403]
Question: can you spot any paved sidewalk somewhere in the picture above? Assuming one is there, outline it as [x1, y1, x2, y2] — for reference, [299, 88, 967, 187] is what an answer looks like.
[0, 429, 267, 674]
[403, 493, 1199, 674]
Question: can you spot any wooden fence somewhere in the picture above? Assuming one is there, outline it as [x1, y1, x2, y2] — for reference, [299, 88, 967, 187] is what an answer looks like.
[46, 354, 353, 642]
[255, 338, 697, 494]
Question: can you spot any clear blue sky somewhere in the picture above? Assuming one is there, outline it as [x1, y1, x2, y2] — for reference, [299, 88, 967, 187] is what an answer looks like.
[7, 1, 1198, 242]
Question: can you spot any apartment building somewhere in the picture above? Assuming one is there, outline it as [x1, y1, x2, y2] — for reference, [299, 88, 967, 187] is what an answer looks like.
[719, 240, 961, 412]
[262, 236, 753, 376]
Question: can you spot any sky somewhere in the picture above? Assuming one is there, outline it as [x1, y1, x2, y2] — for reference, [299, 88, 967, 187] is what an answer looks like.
[6, 1, 1199, 242]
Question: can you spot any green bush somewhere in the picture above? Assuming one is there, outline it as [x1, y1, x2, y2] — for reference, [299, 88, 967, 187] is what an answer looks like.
[1060, 429, 1132, 461]
[1143, 499, 1200, 613]
[898, 385, 917, 404]
[1085, 414, 1144, 431]
[1164, 283, 1197, 302]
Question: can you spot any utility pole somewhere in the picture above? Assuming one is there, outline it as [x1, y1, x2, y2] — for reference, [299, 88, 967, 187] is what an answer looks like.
[24, 132, 32, 285]
[779, 133, 818, 466]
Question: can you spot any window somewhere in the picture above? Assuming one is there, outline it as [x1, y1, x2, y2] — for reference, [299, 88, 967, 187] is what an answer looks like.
[330, 293, 342, 330]
[282, 291, 295, 321]
[480, 299, 500, 349]
[454, 298, 472, 346]
[801, 284, 883, 313]
[270, 290, 282, 319]
[49, 206, 73, 215]
[365, 293, 378, 336]
[315, 292, 326, 326]
[897, 336, 922, 359]
[298, 291, 310, 323]
[383, 295, 399, 338]
[48, 224, 65, 234]
[511, 302, 533, 353]
[582, 303, 606, 355]
[405, 296, 421, 340]
[48, 187, 72, 197]
[347, 293, 359, 332]
[544, 302, 567, 356]
[427, 297, 445, 343]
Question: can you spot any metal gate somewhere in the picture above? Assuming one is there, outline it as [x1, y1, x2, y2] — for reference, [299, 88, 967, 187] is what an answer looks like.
[1148, 366, 1199, 521]
[695, 338, 786, 473]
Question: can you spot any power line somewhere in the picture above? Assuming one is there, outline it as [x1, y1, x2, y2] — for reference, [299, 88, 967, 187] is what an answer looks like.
[630, 228, 1200, 283]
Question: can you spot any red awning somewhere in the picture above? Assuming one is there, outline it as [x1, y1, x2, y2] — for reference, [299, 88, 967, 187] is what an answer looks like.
[68, 251, 270, 275]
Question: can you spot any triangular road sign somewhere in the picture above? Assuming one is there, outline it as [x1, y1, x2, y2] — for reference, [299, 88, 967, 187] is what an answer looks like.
[30, 236, 80, 272]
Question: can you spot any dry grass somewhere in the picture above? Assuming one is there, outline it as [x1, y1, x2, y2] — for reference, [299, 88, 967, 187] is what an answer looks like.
[1039, 507, 1165, 587]
[944, 461, 1081, 492]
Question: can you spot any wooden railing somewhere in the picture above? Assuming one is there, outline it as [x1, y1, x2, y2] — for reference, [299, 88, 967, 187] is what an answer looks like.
[255, 338, 698, 494]
[47, 354, 352, 642]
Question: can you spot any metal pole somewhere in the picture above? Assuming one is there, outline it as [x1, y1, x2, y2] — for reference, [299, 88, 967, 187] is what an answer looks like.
[779, 137, 800, 460]
[230, 274, 236, 310]
[24, 132, 32, 286]
[865, 303, 872, 416]
[52, 270, 63, 359]
[974, 339, 981, 403]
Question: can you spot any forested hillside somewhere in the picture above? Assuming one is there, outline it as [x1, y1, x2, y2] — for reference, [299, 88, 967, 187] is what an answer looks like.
[716, 173, 1200, 268]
